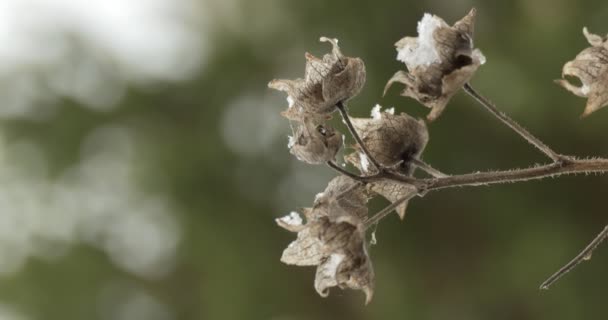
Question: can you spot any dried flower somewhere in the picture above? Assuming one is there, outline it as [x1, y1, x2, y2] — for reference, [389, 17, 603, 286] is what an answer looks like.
[269, 37, 366, 121]
[288, 120, 343, 164]
[556, 27, 608, 118]
[276, 176, 375, 304]
[346, 105, 427, 218]
[384, 8, 485, 121]
[349, 106, 429, 172]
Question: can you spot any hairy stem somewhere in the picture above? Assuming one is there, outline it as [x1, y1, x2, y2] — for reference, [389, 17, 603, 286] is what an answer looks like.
[412, 158, 449, 178]
[331, 158, 608, 194]
[421, 158, 608, 192]
[540, 224, 608, 290]
[463, 83, 563, 162]
[336, 102, 383, 172]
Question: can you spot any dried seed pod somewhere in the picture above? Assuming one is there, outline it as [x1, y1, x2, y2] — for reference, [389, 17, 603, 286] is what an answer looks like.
[276, 177, 374, 304]
[350, 105, 429, 173]
[556, 27, 608, 117]
[288, 120, 343, 165]
[269, 37, 366, 121]
[346, 105, 426, 218]
[384, 8, 485, 121]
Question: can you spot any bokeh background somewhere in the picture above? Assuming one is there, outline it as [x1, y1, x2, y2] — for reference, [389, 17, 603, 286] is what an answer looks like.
[0, 0, 607, 319]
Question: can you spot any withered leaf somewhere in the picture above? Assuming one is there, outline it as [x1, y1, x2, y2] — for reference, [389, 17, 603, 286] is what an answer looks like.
[269, 37, 366, 121]
[556, 27, 608, 117]
[384, 8, 485, 121]
[276, 176, 374, 304]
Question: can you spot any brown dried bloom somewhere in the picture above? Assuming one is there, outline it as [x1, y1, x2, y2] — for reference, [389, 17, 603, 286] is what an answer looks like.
[384, 8, 485, 121]
[556, 27, 608, 118]
[269, 37, 366, 121]
[346, 105, 427, 218]
[276, 176, 374, 304]
[288, 119, 343, 165]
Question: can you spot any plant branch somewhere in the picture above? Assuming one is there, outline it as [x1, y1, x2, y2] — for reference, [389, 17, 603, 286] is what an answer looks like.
[412, 158, 449, 178]
[336, 101, 383, 172]
[330, 157, 608, 194]
[463, 83, 563, 162]
[540, 224, 608, 290]
[326, 161, 366, 181]
[420, 158, 608, 192]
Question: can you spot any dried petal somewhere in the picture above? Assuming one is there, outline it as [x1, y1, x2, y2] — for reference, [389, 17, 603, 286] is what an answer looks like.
[314, 175, 369, 224]
[269, 37, 366, 120]
[385, 8, 485, 121]
[289, 120, 343, 164]
[334, 243, 375, 304]
[370, 180, 417, 219]
[314, 223, 374, 304]
[276, 211, 305, 232]
[279, 213, 325, 266]
[556, 27, 608, 117]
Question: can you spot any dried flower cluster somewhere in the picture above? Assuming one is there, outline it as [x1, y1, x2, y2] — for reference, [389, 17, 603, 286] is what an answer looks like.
[269, 8, 608, 304]
[276, 176, 374, 303]
[269, 37, 366, 164]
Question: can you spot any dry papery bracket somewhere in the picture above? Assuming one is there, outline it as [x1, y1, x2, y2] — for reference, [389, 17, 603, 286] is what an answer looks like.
[269, 8, 608, 304]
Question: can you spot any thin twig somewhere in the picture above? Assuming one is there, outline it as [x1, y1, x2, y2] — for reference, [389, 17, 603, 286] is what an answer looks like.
[363, 191, 417, 229]
[463, 83, 563, 162]
[540, 224, 608, 290]
[336, 101, 383, 172]
[412, 158, 449, 178]
[331, 158, 608, 195]
[326, 161, 365, 181]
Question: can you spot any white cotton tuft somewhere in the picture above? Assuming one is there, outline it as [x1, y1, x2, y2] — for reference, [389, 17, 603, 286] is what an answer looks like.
[582, 84, 591, 95]
[314, 192, 325, 202]
[397, 13, 443, 67]
[278, 211, 303, 226]
[287, 96, 295, 108]
[371, 104, 382, 120]
[359, 152, 370, 172]
[385, 107, 395, 115]
[287, 135, 295, 148]
[473, 49, 487, 65]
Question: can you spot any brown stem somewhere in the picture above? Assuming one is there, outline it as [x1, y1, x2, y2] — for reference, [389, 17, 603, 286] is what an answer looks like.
[463, 83, 563, 162]
[336, 102, 383, 172]
[364, 191, 417, 229]
[421, 158, 608, 192]
[540, 224, 608, 290]
[412, 158, 449, 178]
[326, 161, 366, 181]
